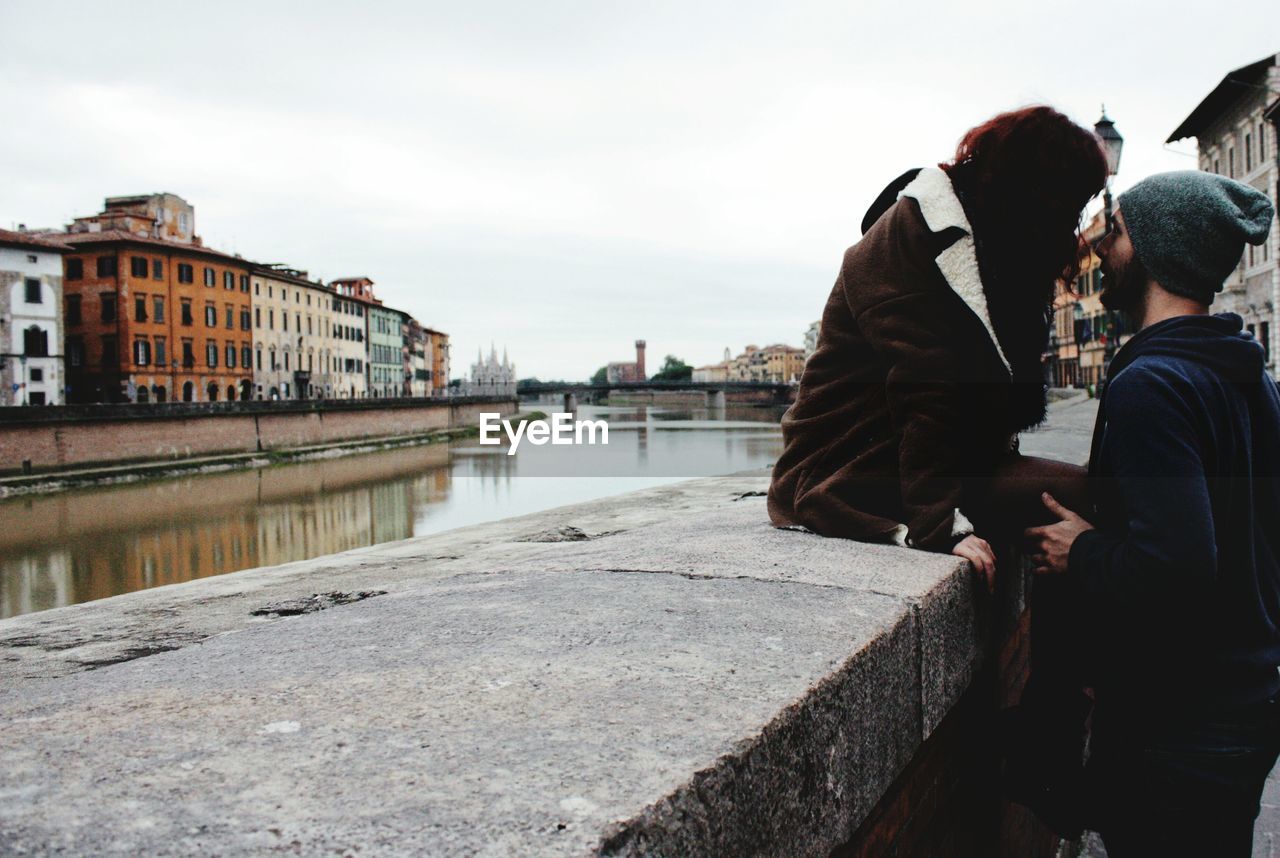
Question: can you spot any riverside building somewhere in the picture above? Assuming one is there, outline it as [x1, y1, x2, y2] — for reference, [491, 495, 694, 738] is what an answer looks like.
[328, 277, 370, 399]
[1, 229, 70, 406]
[250, 264, 336, 399]
[49, 193, 254, 403]
[1168, 51, 1280, 377]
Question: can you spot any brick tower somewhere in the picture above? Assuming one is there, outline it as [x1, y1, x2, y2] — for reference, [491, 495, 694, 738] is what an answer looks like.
[635, 340, 646, 381]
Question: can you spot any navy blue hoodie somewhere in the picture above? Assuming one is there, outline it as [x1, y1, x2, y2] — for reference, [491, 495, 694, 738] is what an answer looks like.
[1069, 313, 1280, 716]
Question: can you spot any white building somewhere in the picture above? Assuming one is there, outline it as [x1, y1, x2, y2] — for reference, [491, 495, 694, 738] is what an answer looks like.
[1, 229, 70, 406]
[1168, 52, 1280, 376]
[250, 264, 337, 400]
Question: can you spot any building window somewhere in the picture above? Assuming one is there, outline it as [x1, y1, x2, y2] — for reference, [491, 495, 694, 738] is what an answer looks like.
[68, 336, 85, 367]
[101, 292, 117, 322]
[155, 337, 167, 366]
[135, 295, 147, 322]
[240, 309, 250, 330]
[241, 344, 252, 368]
[134, 338, 151, 366]
[1228, 148, 1235, 178]
[205, 304, 217, 327]
[153, 295, 165, 323]
[254, 281, 260, 296]
[206, 341, 218, 368]
[282, 312, 289, 332]
[66, 258, 84, 280]
[226, 343, 237, 368]
[178, 263, 194, 284]
[101, 335, 117, 366]
[225, 305, 234, 329]
[255, 307, 261, 328]
[181, 299, 193, 326]
[97, 256, 118, 277]
[182, 340, 195, 368]
[256, 349, 263, 370]
[1213, 158, 1220, 175]
[1263, 322, 1272, 365]
[153, 259, 164, 280]
[239, 274, 249, 292]
[23, 326, 49, 357]
[224, 271, 234, 290]
[22, 277, 42, 304]
[1246, 133, 1253, 172]
[131, 256, 148, 277]
[66, 294, 82, 325]
[30, 367, 43, 382]
[204, 267, 215, 287]
[285, 351, 290, 371]
[269, 309, 274, 330]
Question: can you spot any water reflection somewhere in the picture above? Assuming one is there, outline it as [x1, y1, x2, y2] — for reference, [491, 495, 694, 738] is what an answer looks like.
[0, 404, 785, 619]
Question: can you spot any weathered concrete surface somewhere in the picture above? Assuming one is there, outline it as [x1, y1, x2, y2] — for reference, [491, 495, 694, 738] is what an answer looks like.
[0, 486, 974, 856]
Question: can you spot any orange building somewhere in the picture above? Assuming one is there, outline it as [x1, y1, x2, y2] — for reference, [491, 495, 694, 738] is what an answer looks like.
[421, 326, 451, 395]
[51, 194, 255, 403]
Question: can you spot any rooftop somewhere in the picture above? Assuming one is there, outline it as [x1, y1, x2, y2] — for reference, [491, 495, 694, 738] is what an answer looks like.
[1167, 52, 1278, 142]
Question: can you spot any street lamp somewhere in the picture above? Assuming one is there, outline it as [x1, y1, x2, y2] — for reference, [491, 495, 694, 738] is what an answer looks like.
[1094, 107, 1124, 231]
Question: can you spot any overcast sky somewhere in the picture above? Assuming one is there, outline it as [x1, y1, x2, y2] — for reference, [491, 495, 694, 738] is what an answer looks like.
[3, 2, 1277, 380]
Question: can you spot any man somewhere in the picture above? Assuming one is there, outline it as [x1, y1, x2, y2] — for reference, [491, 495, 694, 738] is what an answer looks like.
[1026, 170, 1279, 855]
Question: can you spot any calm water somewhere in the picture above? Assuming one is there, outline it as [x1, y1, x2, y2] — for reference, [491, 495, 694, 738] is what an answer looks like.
[0, 403, 785, 619]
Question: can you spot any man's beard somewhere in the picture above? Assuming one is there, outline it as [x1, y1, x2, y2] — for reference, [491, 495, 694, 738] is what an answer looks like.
[1099, 254, 1148, 317]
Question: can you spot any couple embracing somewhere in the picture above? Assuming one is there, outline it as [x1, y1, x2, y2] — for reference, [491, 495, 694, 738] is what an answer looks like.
[768, 106, 1279, 855]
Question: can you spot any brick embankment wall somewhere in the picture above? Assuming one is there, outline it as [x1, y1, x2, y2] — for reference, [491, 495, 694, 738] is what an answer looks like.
[0, 397, 517, 475]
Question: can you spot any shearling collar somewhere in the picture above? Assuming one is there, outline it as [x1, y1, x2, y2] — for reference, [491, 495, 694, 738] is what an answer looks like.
[898, 168, 1012, 375]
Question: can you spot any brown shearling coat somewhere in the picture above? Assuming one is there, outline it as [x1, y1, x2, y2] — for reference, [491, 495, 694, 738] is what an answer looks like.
[767, 168, 1023, 553]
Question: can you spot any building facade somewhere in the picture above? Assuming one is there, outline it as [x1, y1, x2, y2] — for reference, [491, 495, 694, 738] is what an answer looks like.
[402, 318, 432, 397]
[250, 265, 335, 400]
[1, 229, 70, 406]
[1168, 52, 1280, 377]
[329, 278, 370, 399]
[368, 303, 405, 399]
[51, 194, 254, 403]
[465, 344, 516, 397]
[422, 327, 450, 395]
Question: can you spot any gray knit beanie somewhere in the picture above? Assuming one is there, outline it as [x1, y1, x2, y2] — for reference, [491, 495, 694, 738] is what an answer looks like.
[1116, 170, 1274, 304]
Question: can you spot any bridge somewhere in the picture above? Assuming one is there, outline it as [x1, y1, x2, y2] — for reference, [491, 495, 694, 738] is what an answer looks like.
[518, 380, 797, 408]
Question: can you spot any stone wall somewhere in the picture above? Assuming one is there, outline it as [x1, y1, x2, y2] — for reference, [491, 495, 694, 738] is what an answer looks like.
[0, 397, 516, 474]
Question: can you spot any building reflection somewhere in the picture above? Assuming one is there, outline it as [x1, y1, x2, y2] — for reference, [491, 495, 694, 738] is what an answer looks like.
[0, 443, 456, 619]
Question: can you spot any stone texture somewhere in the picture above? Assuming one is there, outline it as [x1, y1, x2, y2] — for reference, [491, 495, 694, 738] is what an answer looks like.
[0, 568, 917, 857]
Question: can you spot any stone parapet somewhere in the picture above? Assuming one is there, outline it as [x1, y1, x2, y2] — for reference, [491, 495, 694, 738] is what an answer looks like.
[0, 469, 1050, 856]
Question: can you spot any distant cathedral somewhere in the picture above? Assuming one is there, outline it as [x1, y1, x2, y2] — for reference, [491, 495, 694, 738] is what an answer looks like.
[467, 344, 516, 395]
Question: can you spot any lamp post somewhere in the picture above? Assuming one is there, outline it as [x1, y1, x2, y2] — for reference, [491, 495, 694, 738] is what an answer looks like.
[1095, 108, 1125, 381]
[1094, 107, 1124, 231]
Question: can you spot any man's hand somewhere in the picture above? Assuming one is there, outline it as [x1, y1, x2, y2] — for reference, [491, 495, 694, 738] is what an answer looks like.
[1024, 492, 1094, 575]
[952, 534, 996, 593]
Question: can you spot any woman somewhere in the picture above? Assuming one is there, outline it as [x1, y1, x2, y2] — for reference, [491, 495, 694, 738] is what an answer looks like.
[768, 105, 1106, 576]
[767, 106, 1108, 835]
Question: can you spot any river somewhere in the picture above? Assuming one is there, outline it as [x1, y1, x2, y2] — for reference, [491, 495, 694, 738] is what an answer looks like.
[0, 403, 785, 619]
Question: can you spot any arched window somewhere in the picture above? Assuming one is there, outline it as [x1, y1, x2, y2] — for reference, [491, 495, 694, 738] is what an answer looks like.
[207, 382, 219, 401]
[183, 381, 194, 402]
[227, 384, 236, 401]
[155, 385, 167, 403]
[136, 385, 150, 403]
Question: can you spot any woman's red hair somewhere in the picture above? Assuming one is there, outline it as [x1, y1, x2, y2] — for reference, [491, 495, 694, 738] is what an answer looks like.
[941, 105, 1108, 289]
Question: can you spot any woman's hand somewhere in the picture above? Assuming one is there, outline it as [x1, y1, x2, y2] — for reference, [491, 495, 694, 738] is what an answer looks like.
[951, 534, 996, 593]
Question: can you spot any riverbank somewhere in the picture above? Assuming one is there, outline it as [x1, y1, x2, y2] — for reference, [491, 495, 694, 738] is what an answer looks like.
[0, 398, 526, 498]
